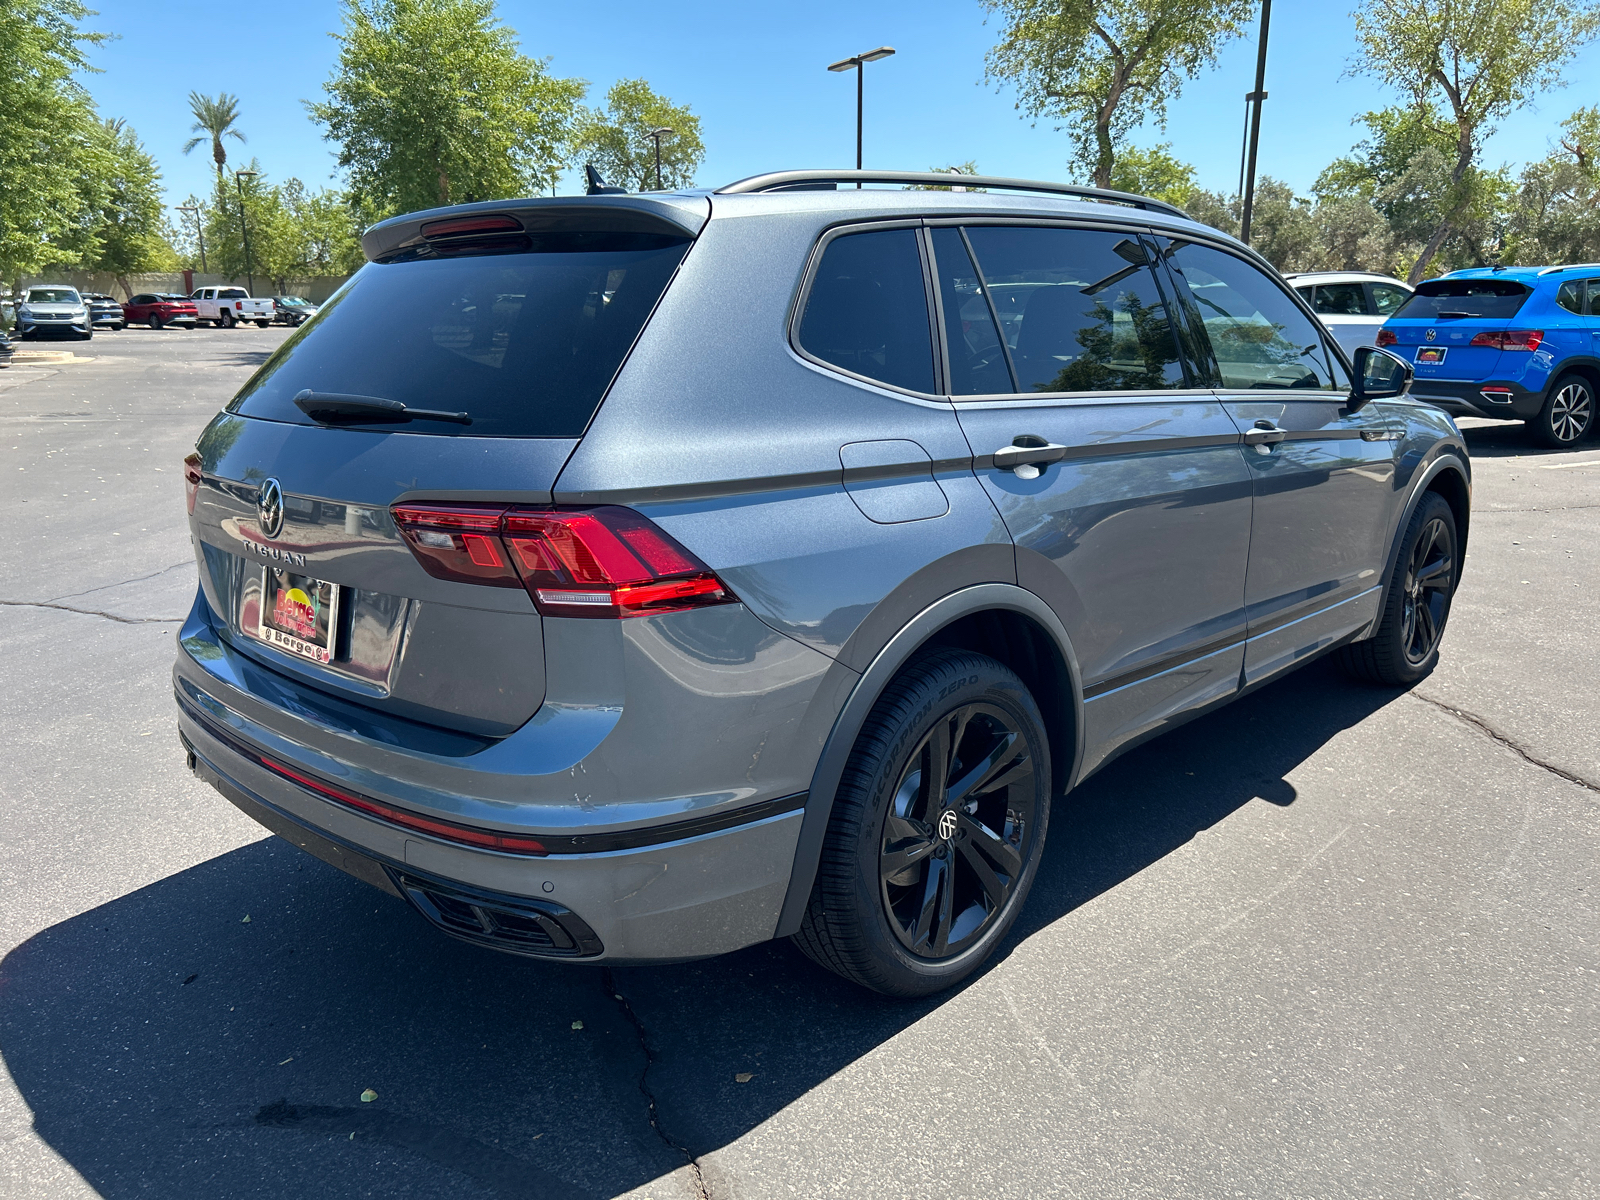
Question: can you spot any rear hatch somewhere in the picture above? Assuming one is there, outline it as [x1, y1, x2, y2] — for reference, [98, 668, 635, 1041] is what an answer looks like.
[1382, 276, 1534, 383]
[188, 197, 706, 736]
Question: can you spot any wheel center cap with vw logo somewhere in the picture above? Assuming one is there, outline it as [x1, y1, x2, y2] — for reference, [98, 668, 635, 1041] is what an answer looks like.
[937, 810, 958, 841]
[257, 478, 285, 539]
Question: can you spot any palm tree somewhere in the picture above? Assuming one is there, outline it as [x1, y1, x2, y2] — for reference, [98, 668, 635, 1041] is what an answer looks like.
[182, 93, 245, 176]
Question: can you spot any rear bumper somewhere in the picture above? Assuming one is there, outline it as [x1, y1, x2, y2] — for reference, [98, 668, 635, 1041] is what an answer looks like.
[1410, 378, 1544, 420]
[175, 675, 806, 964]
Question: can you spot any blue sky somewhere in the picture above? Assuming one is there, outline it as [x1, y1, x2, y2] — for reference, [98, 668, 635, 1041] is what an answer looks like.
[87, 0, 1599, 211]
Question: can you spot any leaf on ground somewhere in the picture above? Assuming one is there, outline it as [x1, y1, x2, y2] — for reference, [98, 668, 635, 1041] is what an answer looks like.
[278, 1057, 293, 1065]
[360, 1088, 378, 1103]
[735, 1073, 754, 1083]
[240, 915, 251, 923]
[570, 1020, 583, 1031]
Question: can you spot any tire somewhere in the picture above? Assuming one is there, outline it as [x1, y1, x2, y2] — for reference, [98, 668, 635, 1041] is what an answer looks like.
[1339, 492, 1457, 686]
[793, 649, 1051, 997]
[220, 310, 235, 328]
[1530, 373, 1595, 448]
[149, 314, 163, 331]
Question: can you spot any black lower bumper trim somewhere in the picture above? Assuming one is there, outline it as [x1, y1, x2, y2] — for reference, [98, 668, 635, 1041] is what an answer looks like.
[387, 871, 603, 958]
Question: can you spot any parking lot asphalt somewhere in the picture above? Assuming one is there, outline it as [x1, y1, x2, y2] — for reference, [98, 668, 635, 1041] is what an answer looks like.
[0, 325, 1596, 1200]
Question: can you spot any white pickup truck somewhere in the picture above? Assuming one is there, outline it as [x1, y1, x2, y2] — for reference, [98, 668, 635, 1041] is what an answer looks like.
[190, 286, 275, 329]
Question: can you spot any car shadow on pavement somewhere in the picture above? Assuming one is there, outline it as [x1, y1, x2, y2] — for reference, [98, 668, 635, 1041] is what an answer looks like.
[1455, 419, 1566, 460]
[0, 660, 1401, 1200]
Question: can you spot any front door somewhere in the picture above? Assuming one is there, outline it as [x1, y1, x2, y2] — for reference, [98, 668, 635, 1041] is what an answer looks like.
[935, 223, 1254, 777]
[1159, 239, 1401, 686]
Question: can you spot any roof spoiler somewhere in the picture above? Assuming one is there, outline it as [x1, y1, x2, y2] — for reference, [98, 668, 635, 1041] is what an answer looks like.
[715, 170, 1191, 220]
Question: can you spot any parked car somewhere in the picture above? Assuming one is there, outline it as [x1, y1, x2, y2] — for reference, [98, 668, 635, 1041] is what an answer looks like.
[13, 285, 92, 340]
[82, 292, 126, 330]
[176, 171, 1470, 996]
[1285, 271, 1413, 360]
[124, 293, 199, 330]
[1378, 265, 1600, 446]
[191, 286, 275, 328]
[0, 328, 13, 367]
[271, 295, 319, 326]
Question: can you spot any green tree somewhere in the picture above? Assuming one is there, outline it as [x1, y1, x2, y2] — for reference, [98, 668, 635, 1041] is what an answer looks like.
[182, 92, 246, 177]
[309, 0, 585, 217]
[203, 164, 292, 288]
[1503, 107, 1600, 264]
[1351, 0, 1600, 282]
[0, 0, 106, 284]
[281, 180, 365, 278]
[1107, 142, 1197, 207]
[570, 78, 705, 191]
[84, 119, 177, 293]
[905, 161, 986, 191]
[982, 0, 1254, 188]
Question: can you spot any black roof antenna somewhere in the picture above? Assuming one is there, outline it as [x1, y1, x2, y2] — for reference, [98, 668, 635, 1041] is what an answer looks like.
[585, 165, 626, 196]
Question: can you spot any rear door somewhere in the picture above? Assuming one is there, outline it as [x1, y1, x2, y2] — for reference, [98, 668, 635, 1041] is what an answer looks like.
[941, 222, 1254, 774]
[1159, 238, 1399, 686]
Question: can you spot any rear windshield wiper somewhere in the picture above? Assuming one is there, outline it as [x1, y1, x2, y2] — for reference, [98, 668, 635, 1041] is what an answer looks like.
[1434, 310, 1479, 318]
[293, 390, 471, 426]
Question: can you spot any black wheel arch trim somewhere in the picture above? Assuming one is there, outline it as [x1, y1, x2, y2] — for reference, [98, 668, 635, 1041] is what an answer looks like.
[1370, 448, 1471, 636]
[774, 582, 1084, 938]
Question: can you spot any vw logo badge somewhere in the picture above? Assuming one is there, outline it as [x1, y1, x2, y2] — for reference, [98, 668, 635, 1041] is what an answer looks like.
[937, 810, 958, 841]
[1425, 328, 1437, 342]
[257, 478, 285, 539]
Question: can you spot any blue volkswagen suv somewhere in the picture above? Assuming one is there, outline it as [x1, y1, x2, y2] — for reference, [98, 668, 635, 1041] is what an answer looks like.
[1377, 265, 1600, 446]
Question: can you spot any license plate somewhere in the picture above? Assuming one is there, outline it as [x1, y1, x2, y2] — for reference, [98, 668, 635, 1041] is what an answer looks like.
[1415, 346, 1448, 365]
[249, 566, 340, 664]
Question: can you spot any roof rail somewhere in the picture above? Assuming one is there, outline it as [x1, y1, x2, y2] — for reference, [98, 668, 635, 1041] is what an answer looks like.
[714, 170, 1191, 221]
[1537, 262, 1600, 275]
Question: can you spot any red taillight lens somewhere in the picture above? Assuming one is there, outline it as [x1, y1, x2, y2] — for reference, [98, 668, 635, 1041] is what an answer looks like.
[183, 452, 203, 514]
[1375, 329, 1397, 347]
[392, 504, 735, 618]
[1469, 329, 1543, 351]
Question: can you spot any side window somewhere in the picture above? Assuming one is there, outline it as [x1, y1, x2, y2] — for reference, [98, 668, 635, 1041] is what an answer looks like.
[1587, 279, 1600, 316]
[1311, 283, 1365, 315]
[1164, 241, 1336, 391]
[796, 228, 935, 394]
[1370, 283, 1410, 315]
[1557, 281, 1583, 314]
[963, 225, 1186, 394]
[130, 295, 149, 305]
[929, 227, 1012, 395]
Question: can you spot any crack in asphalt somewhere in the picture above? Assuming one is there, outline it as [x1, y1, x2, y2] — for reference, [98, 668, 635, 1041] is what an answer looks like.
[1475, 503, 1600, 514]
[48, 559, 191, 602]
[0, 599, 183, 624]
[601, 968, 712, 1200]
[1412, 691, 1600, 797]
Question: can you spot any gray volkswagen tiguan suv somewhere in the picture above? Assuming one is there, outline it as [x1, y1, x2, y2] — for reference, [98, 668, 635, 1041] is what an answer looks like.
[175, 170, 1470, 996]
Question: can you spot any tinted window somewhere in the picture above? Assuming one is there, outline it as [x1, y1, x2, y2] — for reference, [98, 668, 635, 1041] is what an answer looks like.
[27, 288, 78, 303]
[930, 227, 1011, 395]
[229, 231, 692, 437]
[1312, 283, 1366, 315]
[1371, 283, 1410, 315]
[1165, 242, 1335, 391]
[1394, 278, 1531, 319]
[964, 226, 1185, 393]
[1557, 281, 1583, 314]
[218, 288, 249, 300]
[797, 229, 935, 393]
[1587, 279, 1600, 316]
[130, 295, 152, 305]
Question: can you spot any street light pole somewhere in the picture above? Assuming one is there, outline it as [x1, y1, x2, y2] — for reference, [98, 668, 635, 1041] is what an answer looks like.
[828, 47, 895, 184]
[647, 127, 675, 190]
[176, 204, 206, 273]
[1239, 0, 1272, 246]
[233, 169, 259, 294]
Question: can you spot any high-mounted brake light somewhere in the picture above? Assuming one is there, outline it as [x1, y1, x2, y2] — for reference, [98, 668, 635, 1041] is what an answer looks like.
[420, 214, 524, 240]
[183, 452, 203, 514]
[392, 504, 736, 618]
[1469, 329, 1543, 351]
[1375, 329, 1398, 347]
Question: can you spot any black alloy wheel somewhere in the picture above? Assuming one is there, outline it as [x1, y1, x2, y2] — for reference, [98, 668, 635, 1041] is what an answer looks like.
[1340, 491, 1457, 686]
[1533, 374, 1595, 447]
[220, 310, 235, 328]
[794, 649, 1051, 996]
[879, 702, 1038, 959]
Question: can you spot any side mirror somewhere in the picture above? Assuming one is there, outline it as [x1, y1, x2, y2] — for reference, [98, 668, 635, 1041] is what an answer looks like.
[1348, 345, 1413, 411]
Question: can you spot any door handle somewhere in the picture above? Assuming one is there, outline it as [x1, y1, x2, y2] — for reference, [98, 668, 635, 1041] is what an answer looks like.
[1242, 419, 1287, 447]
[993, 437, 1069, 472]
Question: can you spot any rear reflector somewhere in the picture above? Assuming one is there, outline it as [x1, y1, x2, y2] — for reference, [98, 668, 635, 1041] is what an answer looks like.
[1469, 329, 1543, 351]
[183, 452, 202, 514]
[392, 503, 736, 618]
[1375, 329, 1397, 347]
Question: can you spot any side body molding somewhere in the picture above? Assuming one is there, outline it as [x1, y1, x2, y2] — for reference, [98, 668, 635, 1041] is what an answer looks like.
[773, 583, 1084, 938]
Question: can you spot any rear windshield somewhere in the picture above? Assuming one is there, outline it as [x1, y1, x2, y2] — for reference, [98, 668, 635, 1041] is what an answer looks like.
[1394, 278, 1531, 320]
[218, 288, 250, 300]
[228, 231, 691, 437]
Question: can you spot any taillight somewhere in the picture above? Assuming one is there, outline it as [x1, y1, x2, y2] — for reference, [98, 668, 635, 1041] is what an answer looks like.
[1375, 329, 1397, 347]
[235, 301, 243, 311]
[183, 452, 203, 514]
[392, 504, 735, 618]
[1469, 329, 1543, 351]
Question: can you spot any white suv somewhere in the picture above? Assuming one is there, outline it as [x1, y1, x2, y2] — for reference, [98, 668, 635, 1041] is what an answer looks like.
[1285, 271, 1412, 361]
